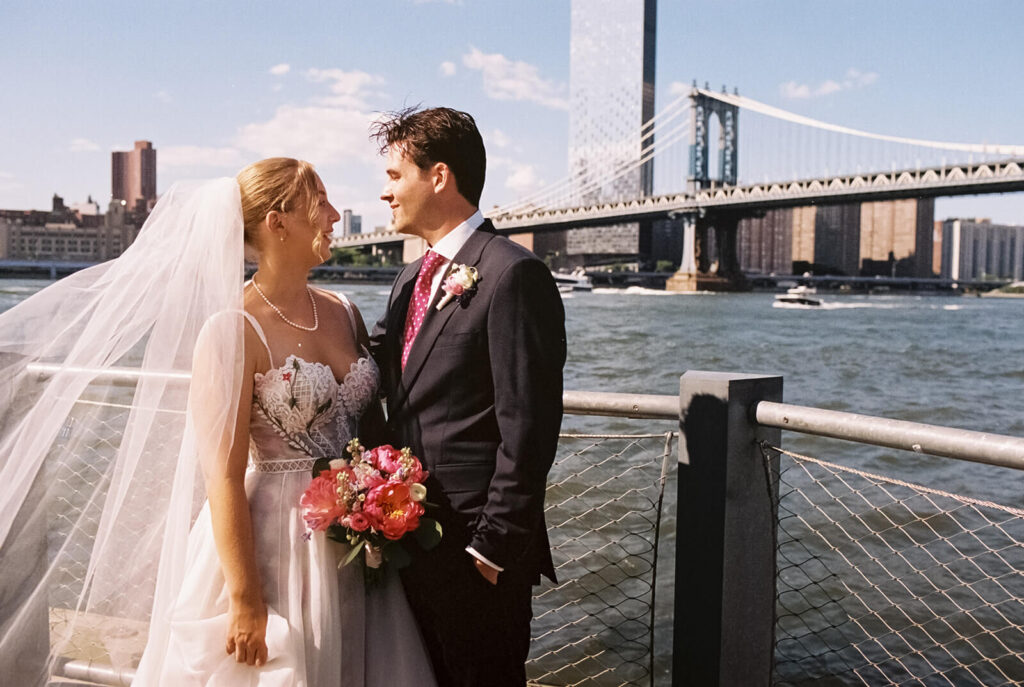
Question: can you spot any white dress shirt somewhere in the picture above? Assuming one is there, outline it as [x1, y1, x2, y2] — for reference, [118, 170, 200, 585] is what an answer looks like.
[421, 210, 504, 574]
[425, 210, 484, 300]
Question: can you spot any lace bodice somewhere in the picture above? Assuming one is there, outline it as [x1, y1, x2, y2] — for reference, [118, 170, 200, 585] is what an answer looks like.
[249, 354, 380, 472]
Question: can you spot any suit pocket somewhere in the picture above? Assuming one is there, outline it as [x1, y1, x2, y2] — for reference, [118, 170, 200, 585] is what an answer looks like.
[434, 461, 493, 493]
[434, 461, 493, 513]
[434, 330, 479, 350]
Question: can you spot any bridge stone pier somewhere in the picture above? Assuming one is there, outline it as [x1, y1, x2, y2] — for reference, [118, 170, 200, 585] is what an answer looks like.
[666, 210, 747, 292]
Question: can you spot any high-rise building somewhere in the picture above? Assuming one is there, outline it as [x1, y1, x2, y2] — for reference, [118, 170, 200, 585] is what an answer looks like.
[569, 0, 656, 204]
[112, 141, 157, 213]
[534, 0, 656, 268]
[342, 209, 362, 236]
[940, 218, 1024, 282]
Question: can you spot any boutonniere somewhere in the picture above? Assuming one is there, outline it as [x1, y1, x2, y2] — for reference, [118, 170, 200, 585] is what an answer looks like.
[436, 264, 480, 311]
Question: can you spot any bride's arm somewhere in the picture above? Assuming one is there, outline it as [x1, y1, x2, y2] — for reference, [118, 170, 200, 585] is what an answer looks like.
[197, 322, 268, 667]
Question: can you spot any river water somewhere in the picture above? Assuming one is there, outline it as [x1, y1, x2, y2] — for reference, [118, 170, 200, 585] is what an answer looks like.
[3, 277, 1022, 684]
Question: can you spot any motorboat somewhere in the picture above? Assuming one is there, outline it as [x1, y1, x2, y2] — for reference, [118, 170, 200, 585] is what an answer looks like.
[773, 284, 822, 307]
[552, 267, 593, 293]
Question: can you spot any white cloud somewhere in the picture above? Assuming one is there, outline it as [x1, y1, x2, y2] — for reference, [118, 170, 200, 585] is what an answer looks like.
[462, 46, 568, 110]
[159, 145, 246, 168]
[69, 138, 100, 153]
[487, 128, 511, 149]
[269, 63, 291, 76]
[781, 68, 879, 100]
[235, 105, 380, 166]
[439, 61, 457, 77]
[305, 68, 384, 108]
[504, 163, 543, 194]
[154, 90, 172, 103]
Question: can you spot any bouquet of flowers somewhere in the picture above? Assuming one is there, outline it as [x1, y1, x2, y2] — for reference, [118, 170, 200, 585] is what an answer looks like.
[300, 438, 442, 578]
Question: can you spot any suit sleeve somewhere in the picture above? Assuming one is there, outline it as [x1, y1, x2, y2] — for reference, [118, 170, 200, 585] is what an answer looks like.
[468, 257, 566, 569]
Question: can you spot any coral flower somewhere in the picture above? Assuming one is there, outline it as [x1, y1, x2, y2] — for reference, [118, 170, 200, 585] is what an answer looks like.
[300, 472, 346, 531]
[363, 483, 425, 540]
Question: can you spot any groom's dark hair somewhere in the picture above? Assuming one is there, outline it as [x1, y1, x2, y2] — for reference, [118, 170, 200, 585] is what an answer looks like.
[371, 106, 486, 206]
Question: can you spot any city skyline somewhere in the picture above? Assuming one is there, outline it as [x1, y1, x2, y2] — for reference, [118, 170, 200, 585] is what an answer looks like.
[3, 1, 1023, 232]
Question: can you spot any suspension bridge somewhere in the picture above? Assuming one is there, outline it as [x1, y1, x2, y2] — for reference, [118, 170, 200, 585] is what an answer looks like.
[338, 85, 1024, 289]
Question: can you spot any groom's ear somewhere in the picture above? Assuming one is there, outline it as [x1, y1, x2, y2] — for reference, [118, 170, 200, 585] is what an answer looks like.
[431, 162, 451, 194]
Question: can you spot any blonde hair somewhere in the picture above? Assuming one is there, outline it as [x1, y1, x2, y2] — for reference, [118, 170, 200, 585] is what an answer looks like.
[236, 158, 321, 250]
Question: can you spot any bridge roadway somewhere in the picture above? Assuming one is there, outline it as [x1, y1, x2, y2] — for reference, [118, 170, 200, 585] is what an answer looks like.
[335, 157, 1024, 247]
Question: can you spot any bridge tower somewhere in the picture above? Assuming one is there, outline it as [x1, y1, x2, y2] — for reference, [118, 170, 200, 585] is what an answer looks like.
[667, 84, 744, 291]
[688, 84, 739, 192]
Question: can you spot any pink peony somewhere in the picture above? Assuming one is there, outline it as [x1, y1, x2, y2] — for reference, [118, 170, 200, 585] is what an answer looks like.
[343, 511, 371, 532]
[300, 471, 346, 531]
[364, 444, 401, 473]
[363, 483, 425, 540]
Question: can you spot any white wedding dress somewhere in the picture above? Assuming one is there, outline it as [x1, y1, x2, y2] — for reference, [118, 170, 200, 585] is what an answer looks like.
[134, 304, 436, 686]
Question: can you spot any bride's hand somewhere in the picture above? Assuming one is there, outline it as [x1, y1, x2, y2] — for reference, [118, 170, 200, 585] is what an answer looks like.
[226, 597, 268, 666]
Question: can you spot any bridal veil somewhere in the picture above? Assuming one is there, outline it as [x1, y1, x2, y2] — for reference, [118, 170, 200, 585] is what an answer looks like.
[0, 178, 247, 684]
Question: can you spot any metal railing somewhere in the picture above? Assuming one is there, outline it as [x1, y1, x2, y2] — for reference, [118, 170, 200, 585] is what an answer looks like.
[20, 366, 1024, 686]
[754, 400, 1024, 686]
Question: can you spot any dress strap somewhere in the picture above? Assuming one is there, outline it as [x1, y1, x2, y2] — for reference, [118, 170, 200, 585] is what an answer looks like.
[331, 290, 359, 335]
[240, 310, 274, 368]
[322, 289, 369, 354]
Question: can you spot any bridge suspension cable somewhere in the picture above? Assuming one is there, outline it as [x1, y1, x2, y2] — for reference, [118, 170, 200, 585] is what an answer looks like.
[698, 88, 1024, 156]
[491, 94, 691, 216]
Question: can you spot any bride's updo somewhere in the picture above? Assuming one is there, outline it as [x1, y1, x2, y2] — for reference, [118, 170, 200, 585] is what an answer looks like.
[237, 158, 321, 251]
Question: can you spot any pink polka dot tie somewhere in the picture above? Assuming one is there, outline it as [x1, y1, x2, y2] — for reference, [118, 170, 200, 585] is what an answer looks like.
[401, 250, 446, 370]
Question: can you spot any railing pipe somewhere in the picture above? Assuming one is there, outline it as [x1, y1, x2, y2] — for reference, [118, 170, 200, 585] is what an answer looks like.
[755, 401, 1024, 471]
[57, 658, 134, 687]
[562, 389, 678, 419]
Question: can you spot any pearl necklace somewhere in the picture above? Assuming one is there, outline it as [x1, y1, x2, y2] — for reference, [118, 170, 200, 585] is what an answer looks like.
[251, 278, 319, 332]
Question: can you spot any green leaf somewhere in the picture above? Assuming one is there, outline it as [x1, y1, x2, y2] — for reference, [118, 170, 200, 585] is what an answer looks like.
[312, 457, 332, 476]
[383, 541, 411, 569]
[412, 517, 443, 551]
[342, 539, 365, 567]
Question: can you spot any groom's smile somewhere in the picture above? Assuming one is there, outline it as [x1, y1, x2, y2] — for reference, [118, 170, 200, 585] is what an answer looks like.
[380, 147, 437, 238]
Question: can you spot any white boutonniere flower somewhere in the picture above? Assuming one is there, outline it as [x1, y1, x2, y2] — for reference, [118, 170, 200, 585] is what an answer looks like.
[436, 264, 480, 310]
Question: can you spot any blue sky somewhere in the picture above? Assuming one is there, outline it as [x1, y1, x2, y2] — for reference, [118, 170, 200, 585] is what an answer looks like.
[2, 0, 1022, 229]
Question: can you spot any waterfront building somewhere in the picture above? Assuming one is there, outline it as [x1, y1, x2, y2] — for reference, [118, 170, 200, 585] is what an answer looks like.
[536, 0, 657, 269]
[112, 141, 157, 214]
[0, 194, 139, 262]
[940, 218, 1024, 282]
[738, 198, 934, 276]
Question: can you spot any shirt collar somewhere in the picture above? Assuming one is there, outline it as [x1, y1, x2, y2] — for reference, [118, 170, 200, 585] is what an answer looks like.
[430, 210, 484, 262]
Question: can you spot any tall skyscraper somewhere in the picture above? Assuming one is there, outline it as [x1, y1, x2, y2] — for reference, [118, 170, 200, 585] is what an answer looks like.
[537, 0, 656, 266]
[569, 0, 656, 203]
[112, 141, 157, 212]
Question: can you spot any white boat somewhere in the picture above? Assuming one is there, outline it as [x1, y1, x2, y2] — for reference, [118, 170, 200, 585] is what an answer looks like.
[552, 268, 593, 293]
[773, 284, 822, 307]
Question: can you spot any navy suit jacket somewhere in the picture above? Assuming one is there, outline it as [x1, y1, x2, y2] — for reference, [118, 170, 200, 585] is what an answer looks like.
[370, 221, 565, 582]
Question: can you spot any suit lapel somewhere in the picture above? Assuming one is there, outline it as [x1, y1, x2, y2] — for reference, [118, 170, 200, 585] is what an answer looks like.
[396, 225, 497, 398]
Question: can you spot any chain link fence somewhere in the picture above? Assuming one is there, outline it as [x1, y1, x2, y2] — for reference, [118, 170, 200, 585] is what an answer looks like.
[763, 443, 1024, 686]
[527, 432, 675, 687]
[33, 383, 677, 687]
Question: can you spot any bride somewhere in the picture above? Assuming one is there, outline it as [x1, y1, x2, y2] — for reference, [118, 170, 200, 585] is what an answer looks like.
[0, 158, 435, 686]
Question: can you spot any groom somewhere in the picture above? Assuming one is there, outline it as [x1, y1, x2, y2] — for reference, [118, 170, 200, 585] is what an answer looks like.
[369, 106, 565, 686]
